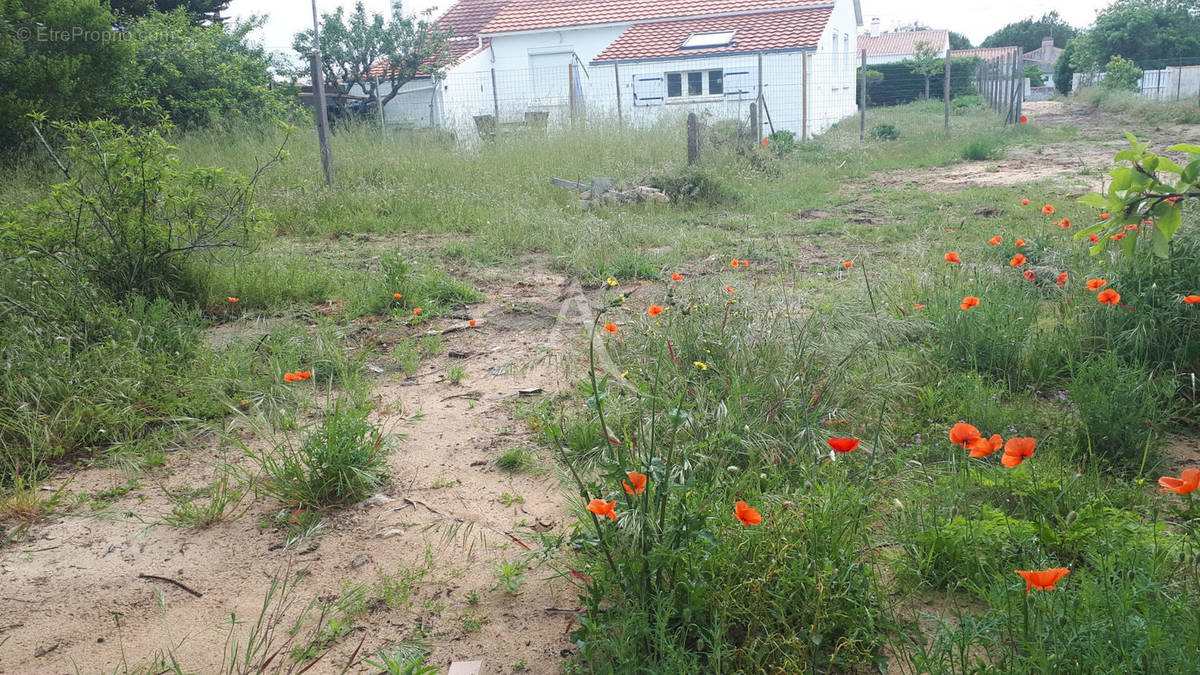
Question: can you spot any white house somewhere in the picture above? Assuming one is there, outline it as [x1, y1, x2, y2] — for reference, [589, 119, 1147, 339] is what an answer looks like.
[379, 0, 863, 140]
[856, 25, 949, 66]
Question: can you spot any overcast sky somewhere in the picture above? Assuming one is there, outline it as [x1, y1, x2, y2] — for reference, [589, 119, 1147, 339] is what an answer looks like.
[229, 0, 1116, 58]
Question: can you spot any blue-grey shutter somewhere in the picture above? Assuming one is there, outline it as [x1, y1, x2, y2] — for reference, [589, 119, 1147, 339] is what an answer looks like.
[723, 69, 755, 100]
[633, 75, 665, 106]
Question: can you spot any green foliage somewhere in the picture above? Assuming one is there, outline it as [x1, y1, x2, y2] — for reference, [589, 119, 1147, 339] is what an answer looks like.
[870, 123, 901, 141]
[495, 447, 538, 474]
[17, 113, 282, 298]
[1074, 134, 1197, 258]
[0, 0, 135, 152]
[1055, 40, 1076, 94]
[1102, 55, 1143, 91]
[109, 0, 230, 23]
[647, 165, 735, 205]
[294, 1, 451, 118]
[1069, 353, 1171, 471]
[1076, 0, 1200, 69]
[948, 31, 973, 50]
[127, 12, 293, 130]
[344, 253, 482, 319]
[980, 11, 1077, 52]
[862, 58, 980, 106]
[1023, 65, 1046, 87]
[960, 135, 1005, 160]
[908, 41, 945, 100]
[766, 130, 797, 154]
[251, 404, 390, 509]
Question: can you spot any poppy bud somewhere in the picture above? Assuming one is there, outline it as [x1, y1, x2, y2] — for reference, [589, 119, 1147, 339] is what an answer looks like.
[1065, 510, 1078, 526]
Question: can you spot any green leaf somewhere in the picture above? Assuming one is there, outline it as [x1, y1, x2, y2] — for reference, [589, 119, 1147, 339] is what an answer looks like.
[1125, 131, 1139, 148]
[1074, 223, 1107, 240]
[1089, 240, 1106, 256]
[1121, 230, 1137, 258]
[1077, 194, 1109, 208]
[1110, 168, 1132, 192]
[1167, 143, 1200, 155]
[1157, 206, 1182, 241]
[1151, 225, 1170, 258]
[1114, 149, 1140, 163]
[1156, 157, 1184, 175]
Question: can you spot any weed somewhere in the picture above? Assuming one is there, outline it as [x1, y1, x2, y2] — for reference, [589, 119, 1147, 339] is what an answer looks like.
[497, 492, 525, 508]
[162, 469, 247, 529]
[492, 560, 525, 595]
[495, 447, 538, 474]
[446, 364, 467, 384]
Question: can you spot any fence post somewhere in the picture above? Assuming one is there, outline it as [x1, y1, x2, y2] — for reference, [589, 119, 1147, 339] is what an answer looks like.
[613, 65, 623, 126]
[801, 51, 809, 142]
[568, 63, 576, 126]
[687, 113, 700, 166]
[490, 67, 500, 121]
[860, 49, 867, 140]
[309, 0, 334, 186]
[944, 50, 951, 136]
[749, 102, 759, 148]
[373, 75, 386, 132]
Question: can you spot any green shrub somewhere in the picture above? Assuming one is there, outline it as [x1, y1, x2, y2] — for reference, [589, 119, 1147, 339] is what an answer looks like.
[647, 166, 735, 205]
[1069, 353, 1172, 471]
[1102, 55, 1142, 92]
[869, 123, 901, 141]
[252, 404, 390, 509]
[960, 135, 1005, 160]
[767, 130, 797, 154]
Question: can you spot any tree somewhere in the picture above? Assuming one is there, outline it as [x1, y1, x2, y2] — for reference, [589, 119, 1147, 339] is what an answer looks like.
[294, 1, 451, 118]
[0, 0, 135, 152]
[1102, 55, 1143, 92]
[980, 11, 1076, 52]
[108, 0, 230, 24]
[949, 32, 972, 50]
[1022, 65, 1046, 87]
[127, 11, 292, 129]
[1081, 0, 1200, 68]
[908, 41, 942, 100]
[1055, 40, 1076, 94]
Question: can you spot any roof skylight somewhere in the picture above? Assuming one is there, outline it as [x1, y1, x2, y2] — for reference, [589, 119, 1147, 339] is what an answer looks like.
[680, 31, 737, 49]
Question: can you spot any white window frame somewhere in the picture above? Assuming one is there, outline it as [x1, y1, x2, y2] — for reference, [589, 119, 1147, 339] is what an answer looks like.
[680, 31, 737, 50]
[665, 68, 725, 101]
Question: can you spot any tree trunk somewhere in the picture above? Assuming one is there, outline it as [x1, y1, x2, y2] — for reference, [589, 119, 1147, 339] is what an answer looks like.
[924, 76, 931, 100]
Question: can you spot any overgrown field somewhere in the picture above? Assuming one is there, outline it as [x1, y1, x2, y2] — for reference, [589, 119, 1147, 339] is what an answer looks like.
[2, 99, 1199, 673]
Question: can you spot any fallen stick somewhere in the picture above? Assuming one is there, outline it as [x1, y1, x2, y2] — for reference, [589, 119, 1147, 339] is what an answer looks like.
[137, 573, 203, 598]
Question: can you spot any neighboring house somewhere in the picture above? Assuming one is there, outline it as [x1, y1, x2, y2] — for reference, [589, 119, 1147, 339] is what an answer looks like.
[1023, 36, 1064, 89]
[376, 0, 864, 140]
[856, 26, 948, 66]
[951, 47, 1020, 62]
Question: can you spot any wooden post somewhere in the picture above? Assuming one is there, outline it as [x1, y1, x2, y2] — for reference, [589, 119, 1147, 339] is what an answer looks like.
[373, 75, 386, 131]
[801, 51, 809, 142]
[568, 63, 576, 126]
[687, 113, 700, 166]
[310, 0, 334, 186]
[429, 78, 438, 128]
[860, 49, 867, 140]
[943, 50, 951, 136]
[749, 102, 758, 148]
[613, 65, 623, 126]
[490, 67, 500, 121]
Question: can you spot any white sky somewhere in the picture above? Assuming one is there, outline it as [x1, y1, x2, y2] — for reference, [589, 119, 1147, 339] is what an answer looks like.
[229, 0, 1116, 59]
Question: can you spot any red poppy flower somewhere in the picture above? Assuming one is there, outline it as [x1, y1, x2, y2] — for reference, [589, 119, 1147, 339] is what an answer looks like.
[762, 136, 770, 148]
[741, 260, 749, 266]
[731, 259, 740, 268]
[1042, 205, 1054, 215]
[393, 293, 403, 299]
[623, 471, 648, 495]
[1058, 218, 1071, 229]
[1112, 232, 1126, 241]
[283, 372, 298, 383]
[1020, 115, 1028, 124]
[913, 304, 926, 309]
[1010, 254, 1027, 267]
[1015, 238, 1026, 247]
[1089, 234, 1100, 243]
[1023, 269, 1036, 283]
[827, 437, 861, 453]
[1085, 279, 1106, 290]
[842, 261, 853, 268]
[1021, 199, 1030, 206]
[1097, 289, 1121, 306]
[603, 323, 618, 333]
[1100, 213, 1110, 220]
[587, 498, 617, 521]
[1166, 196, 1181, 205]
[949, 422, 981, 446]
[413, 308, 422, 315]
[725, 285, 735, 294]
[227, 297, 239, 303]
[648, 305, 664, 317]
[1057, 272, 1068, 286]
[1126, 224, 1139, 231]
[960, 296, 980, 311]
[1002, 437, 1036, 467]
[734, 500, 762, 526]
[989, 236, 1002, 245]
[1184, 295, 1200, 304]
[944, 252, 962, 264]
[671, 273, 683, 281]
[1158, 468, 1200, 495]
[469, 319, 477, 327]
[967, 434, 1005, 458]
[299, 371, 312, 380]
[1015, 568, 1069, 593]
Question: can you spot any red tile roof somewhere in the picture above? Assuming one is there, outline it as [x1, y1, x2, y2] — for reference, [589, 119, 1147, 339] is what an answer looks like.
[483, 0, 830, 35]
[952, 47, 1020, 61]
[857, 29, 948, 58]
[593, 7, 832, 63]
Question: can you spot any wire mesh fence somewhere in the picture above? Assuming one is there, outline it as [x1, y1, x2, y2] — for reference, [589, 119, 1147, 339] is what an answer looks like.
[1072, 57, 1200, 103]
[366, 50, 1034, 143]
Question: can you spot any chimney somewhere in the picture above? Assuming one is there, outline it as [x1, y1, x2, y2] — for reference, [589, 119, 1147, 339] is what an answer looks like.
[870, 18, 880, 37]
[1042, 36, 1054, 48]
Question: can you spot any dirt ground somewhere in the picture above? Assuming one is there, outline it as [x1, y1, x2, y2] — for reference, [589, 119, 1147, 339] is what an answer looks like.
[0, 275, 598, 674]
[2, 99, 1198, 674]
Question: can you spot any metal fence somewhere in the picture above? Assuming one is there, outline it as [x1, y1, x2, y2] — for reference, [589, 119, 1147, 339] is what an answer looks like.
[1072, 57, 1200, 103]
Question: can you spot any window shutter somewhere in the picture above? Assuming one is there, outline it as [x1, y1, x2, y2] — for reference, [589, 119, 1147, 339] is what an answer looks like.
[633, 75, 665, 106]
[722, 70, 755, 99]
